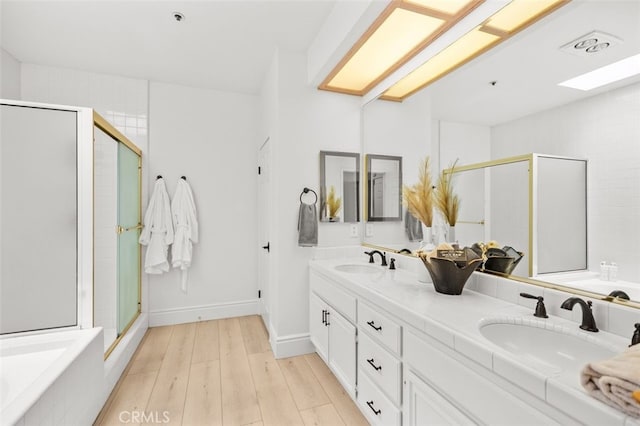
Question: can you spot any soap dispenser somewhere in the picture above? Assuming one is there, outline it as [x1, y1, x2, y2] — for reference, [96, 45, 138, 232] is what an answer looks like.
[631, 323, 640, 347]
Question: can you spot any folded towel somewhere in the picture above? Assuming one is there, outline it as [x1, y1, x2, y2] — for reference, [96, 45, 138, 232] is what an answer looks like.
[405, 210, 423, 242]
[581, 344, 640, 418]
[298, 203, 318, 247]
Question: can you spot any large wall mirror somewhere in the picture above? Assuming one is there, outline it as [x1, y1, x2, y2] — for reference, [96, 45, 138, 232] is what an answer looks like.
[319, 151, 360, 223]
[361, 0, 640, 306]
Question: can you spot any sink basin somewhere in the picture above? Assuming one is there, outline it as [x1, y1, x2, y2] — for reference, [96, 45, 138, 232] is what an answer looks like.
[334, 264, 383, 274]
[479, 320, 616, 375]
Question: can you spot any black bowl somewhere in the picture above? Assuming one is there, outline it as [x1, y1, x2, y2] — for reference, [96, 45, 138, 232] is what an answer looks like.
[420, 248, 483, 295]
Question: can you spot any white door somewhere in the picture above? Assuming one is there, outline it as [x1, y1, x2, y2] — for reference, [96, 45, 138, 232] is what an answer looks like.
[328, 308, 357, 398]
[258, 138, 271, 330]
[309, 293, 329, 362]
[404, 369, 474, 426]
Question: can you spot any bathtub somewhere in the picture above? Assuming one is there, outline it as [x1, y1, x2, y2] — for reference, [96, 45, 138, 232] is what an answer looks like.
[0, 328, 104, 425]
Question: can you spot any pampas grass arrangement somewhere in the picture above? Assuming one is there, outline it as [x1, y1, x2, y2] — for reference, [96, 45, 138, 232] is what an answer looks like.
[403, 157, 434, 228]
[435, 160, 460, 226]
[327, 185, 342, 218]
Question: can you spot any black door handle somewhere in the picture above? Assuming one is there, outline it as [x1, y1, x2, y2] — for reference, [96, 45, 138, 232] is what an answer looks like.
[367, 358, 382, 371]
[322, 309, 326, 325]
[325, 311, 330, 326]
[366, 401, 381, 416]
[367, 320, 382, 331]
[262, 242, 270, 252]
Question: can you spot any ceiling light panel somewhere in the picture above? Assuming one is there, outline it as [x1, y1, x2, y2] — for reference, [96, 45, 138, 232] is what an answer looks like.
[558, 53, 640, 91]
[326, 9, 445, 92]
[483, 0, 566, 33]
[319, 0, 483, 96]
[380, 0, 569, 101]
[403, 0, 477, 15]
[383, 27, 500, 99]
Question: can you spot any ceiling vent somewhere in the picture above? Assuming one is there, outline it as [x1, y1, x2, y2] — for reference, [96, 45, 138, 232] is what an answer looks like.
[560, 31, 623, 57]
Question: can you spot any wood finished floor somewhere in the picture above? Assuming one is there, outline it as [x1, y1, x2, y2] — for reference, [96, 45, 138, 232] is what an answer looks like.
[95, 315, 369, 426]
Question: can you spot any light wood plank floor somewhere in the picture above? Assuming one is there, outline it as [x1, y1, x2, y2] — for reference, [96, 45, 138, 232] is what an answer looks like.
[95, 315, 369, 426]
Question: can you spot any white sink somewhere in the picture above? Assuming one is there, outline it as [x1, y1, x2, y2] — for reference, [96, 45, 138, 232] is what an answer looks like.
[479, 320, 616, 375]
[334, 264, 383, 274]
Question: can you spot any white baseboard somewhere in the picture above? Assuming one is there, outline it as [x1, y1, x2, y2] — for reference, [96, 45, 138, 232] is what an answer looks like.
[272, 332, 315, 359]
[149, 299, 260, 327]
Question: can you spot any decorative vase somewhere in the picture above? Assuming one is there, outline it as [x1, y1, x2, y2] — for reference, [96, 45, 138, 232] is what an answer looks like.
[419, 247, 482, 295]
[447, 225, 456, 243]
[416, 226, 435, 283]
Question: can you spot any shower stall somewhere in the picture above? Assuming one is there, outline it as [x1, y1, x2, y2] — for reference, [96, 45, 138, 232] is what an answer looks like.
[0, 100, 142, 355]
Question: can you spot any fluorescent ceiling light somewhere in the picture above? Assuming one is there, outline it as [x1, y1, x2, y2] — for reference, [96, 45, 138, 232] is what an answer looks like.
[558, 53, 640, 91]
[384, 28, 499, 99]
[381, 0, 569, 101]
[319, 0, 482, 96]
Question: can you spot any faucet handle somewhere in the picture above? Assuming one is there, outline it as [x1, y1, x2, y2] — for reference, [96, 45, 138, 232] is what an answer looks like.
[364, 251, 375, 263]
[389, 258, 396, 270]
[519, 293, 548, 318]
[381, 251, 388, 267]
[630, 323, 640, 347]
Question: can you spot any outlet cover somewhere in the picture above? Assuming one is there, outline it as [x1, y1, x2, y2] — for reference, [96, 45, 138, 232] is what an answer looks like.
[350, 224, 358, 237]
[365, 224, 374, 237]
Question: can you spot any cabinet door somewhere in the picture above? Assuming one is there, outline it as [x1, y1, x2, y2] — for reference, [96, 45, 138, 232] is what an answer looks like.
[327, 308, 356, 398]
[404, 370, 474, 426]
[309, 293, 329, 362]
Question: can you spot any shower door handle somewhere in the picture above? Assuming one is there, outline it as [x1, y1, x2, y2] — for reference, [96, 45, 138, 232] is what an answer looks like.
[117, 224, 143, 234]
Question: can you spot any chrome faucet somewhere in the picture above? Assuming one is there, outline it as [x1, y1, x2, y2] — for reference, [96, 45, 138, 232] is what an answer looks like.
[561, 297, 599, 332]
[365, 250, 387, 266]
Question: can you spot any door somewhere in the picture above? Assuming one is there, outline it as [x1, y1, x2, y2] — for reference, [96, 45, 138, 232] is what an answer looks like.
[328, 307, 356, 398]
[404, 370, 473, 426]
[309, 293, 329, 362]
[258, 138, 271, 328]
[116, 143, 141, 334]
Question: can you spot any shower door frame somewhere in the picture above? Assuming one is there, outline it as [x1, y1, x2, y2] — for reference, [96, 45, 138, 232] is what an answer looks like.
[93, 111, 142, 359]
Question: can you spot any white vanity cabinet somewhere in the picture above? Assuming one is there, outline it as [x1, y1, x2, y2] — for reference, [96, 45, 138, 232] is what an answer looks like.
[309, 271, 357, 398]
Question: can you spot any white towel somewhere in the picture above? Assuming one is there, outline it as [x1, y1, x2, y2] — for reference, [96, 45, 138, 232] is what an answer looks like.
[581, 344, 640, 418]
[139, 178, 174, 274]
[171, 179, 198, 292]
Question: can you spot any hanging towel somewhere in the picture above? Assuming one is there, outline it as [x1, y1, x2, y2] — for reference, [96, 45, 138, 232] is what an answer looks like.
[405, 210, 424, 242]
[171, 179, 199, 292]
[298, 202, 318, 247]
[581, 344, 640, 418]
[139, 178, 174, 274]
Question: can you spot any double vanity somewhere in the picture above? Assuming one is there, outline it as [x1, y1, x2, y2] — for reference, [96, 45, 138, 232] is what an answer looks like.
[309, 250, 639, 426]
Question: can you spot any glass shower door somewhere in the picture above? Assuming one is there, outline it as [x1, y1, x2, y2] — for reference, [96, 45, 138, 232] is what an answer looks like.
[117, 143, 141, 334]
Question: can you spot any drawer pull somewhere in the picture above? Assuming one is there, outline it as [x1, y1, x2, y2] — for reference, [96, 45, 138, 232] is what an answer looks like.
[366, 400, 381, 416]
[322, 309, 326, 325]
[367, 320, 382, 331]
[325, 311, 330, 326]
[367, 358, 382, 371]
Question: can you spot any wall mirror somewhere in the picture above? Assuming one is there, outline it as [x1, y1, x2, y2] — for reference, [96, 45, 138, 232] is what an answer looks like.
[366, 154, 402, 222]
[319, 151, 360, 223]
[361, 0, 640, 307]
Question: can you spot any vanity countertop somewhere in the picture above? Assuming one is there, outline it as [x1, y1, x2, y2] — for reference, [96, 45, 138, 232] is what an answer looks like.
[309, 257, 638, 426]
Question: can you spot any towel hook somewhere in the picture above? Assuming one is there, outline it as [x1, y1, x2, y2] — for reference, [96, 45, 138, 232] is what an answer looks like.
[181, 176, 187, 180]
[300, 187, 318, 204]
[156, 175, 163, 180]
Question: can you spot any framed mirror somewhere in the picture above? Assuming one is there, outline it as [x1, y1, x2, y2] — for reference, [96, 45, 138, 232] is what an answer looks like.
[319, 151, 360, 223]
[366, 154, 402, 222]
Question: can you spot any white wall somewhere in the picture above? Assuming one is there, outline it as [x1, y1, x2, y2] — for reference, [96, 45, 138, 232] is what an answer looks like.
[260, 49, 362, 355]
[362, 93, 432, 247]
[0, 48, 20, 99]
[491, 81, 640, 282]
[147, 81, 260, 325]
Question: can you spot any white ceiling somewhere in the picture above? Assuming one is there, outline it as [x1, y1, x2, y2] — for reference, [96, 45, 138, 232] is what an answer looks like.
[425, 0, 640, 126]
[0, 0, 337, 94]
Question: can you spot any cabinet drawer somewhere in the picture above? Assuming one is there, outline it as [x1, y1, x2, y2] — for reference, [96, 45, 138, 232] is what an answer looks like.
[358, 300, 401, 354]
[358, 331, 401, 405]
[310, 271, 356, 322]
[357, 368, 401, 426]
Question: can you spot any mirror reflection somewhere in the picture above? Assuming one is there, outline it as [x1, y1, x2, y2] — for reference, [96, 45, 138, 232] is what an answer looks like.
[319, 151, 360, 223]
[362, 0, 640, 303]
[367, 154, 402, 222]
